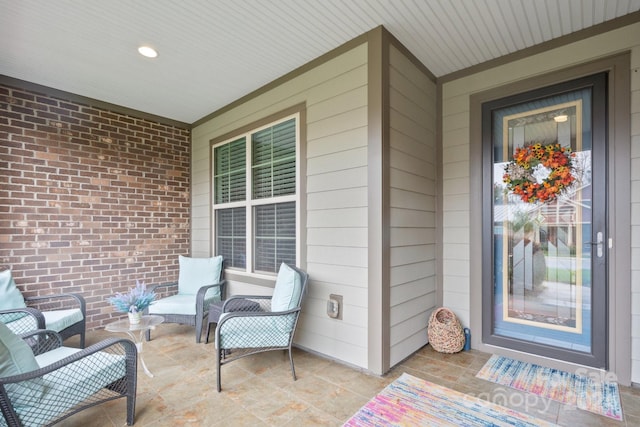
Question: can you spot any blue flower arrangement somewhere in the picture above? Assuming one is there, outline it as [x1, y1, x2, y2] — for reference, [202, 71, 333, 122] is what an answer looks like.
[107, 280, 156, 313]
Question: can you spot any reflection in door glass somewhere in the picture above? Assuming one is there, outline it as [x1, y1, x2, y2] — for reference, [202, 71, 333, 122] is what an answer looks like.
[492, 89, 593, 353]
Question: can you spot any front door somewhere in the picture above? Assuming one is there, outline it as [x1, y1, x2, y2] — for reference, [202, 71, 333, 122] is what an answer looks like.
[482, 72, 607, 368]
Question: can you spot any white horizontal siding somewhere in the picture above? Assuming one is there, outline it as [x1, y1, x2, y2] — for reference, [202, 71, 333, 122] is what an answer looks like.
[391, 277, 436, 305]
[191, 43, 370, 369]
[441, 22, 640, 384]
[305, 262, 367, 287]
[307, 145, 367, 175]
[307, 227, 368, 247]
[307, 126, 367, 158]
[388, 45, 437, 366]
[304, 47, 370, 367]
[391, 127, 434, 159]
[307, 246, 368, 268]
[307, 187, 367, 210]
[390, 261, 436, 286]
[307, 167, 368, 193]
[390, 227, 435, 246]
[389, 169, 433, 195]
[306, 207, 367, 228]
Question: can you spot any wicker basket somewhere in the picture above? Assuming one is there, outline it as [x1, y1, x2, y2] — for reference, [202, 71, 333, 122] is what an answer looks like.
[427, 307, 465, 353]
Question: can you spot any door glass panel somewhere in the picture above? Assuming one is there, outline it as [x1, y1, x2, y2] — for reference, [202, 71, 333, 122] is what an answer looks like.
[492, 88, 593, 353]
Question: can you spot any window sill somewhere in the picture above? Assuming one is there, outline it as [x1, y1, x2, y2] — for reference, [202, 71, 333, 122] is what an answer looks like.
[224, 269, 277, 288]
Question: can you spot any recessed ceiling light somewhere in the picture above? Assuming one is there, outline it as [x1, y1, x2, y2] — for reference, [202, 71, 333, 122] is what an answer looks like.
[138, 46, 158, 58]
[553, 114, 568, 123]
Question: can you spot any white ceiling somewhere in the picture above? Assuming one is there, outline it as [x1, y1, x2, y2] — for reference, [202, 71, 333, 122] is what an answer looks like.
[1, 0, 639, 124]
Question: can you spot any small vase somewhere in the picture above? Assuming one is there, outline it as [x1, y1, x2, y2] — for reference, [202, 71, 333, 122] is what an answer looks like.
[128, 311, 142, 324]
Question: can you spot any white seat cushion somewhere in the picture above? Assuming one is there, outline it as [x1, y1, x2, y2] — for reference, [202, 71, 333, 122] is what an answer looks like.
[21, 351, 126, 426]
[216, 313, 295, 349]
[0, 323, 126, 427]
[42, 308, 84, 332]
[148, 294, 219, 315]
[35, 346, 81, 367]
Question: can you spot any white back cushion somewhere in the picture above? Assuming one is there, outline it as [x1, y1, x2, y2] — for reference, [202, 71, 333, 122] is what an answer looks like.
[178, 255, 223, 295]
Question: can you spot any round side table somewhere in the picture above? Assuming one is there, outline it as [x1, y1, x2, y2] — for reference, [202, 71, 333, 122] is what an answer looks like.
[105, 315, 164, 377]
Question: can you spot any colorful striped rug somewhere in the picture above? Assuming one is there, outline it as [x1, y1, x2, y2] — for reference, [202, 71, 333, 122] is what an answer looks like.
[343, 372, 558, 426]
[476, 355, 622, 421]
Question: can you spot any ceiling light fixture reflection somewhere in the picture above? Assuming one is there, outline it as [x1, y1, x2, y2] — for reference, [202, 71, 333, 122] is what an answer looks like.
[138, 46, 158, 58]
[553, 114, 568, 123]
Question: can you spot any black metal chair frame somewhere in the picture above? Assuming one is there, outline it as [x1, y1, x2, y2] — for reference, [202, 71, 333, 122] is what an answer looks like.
[0, 329, 137, 426]
[0, 293, 87, 348]
[205, 298, 262, 344]
[214, 263, 308, 392]
[145, 266, 226, 343]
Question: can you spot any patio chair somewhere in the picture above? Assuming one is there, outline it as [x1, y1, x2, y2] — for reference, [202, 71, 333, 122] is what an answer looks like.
[0, 323, 137, 426]
[214, 262, 308, 392]
[145, 255, 225, 343]
[0, 269, 86, 348]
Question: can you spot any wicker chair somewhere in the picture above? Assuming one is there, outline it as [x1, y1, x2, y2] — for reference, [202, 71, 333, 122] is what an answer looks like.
[0, 269, 86, 348]
[0, 323, 137, 426]
[146, 255, 225, 343]
[214, 263, 308, 392]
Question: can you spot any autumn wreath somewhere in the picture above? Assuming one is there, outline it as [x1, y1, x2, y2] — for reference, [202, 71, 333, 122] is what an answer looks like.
[503, 142, 576, 204]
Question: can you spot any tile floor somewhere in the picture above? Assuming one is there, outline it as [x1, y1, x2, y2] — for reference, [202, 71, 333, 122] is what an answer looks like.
[56, 323, 640, 426]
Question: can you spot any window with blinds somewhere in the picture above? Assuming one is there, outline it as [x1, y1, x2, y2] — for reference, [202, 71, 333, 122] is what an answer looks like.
[252, 118, 296, 199]
[214, 137, 246, 204]
[212, 114, 298, 274]
[215, 207, 246, 268]
[254, 202, 296, 272]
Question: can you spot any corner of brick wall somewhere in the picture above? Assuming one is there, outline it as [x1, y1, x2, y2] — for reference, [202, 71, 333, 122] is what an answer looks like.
[0, 84, 191, 330]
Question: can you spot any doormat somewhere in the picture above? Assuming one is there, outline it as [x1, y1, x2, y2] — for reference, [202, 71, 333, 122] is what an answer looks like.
[476, 355, 622, 421]
[343, 372, 558, 426]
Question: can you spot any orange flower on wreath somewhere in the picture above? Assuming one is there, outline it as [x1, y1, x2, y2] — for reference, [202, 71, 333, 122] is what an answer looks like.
[503, 142, 576, 204]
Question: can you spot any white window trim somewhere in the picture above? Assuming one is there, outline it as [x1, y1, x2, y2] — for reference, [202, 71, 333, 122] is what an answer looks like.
[211, 113, 301, 278]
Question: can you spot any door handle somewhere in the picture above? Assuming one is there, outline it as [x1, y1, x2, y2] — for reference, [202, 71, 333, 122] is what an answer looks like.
[587, 232, 604, 258]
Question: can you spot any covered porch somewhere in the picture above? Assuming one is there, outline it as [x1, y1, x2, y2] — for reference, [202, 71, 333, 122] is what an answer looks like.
[60, 326, 640, 426]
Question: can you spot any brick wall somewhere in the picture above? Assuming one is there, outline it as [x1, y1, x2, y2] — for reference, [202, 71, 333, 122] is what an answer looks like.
[0, 83, 191, 329]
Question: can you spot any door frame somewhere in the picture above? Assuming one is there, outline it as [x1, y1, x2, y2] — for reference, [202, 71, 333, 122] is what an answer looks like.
[468, 53, 631, 384]
[480, 73, 608, 368]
